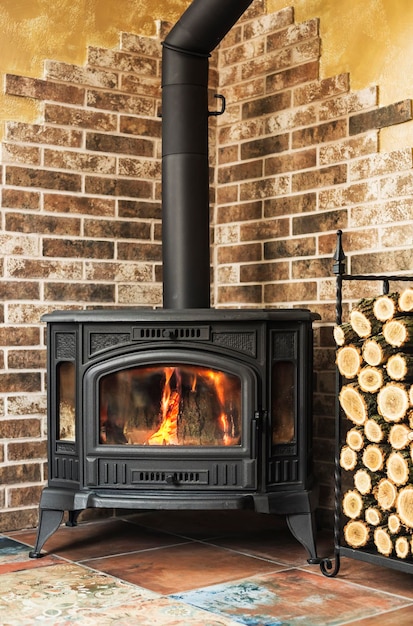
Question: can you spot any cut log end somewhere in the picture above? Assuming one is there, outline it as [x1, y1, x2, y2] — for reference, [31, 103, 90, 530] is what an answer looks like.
[337, 345, 362, 378]
[399, 288, 413, 312]
[396, 485, 413, 528]
[373, 293, 399, 322]
[375, 478, 398, 511]
[343, 489, 365, 519]
[374, 527, 393, 557]
[344, 520, 370, 548]
[377, 383, 409, 423]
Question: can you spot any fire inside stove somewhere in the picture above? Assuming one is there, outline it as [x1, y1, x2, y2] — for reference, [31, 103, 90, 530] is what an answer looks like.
[98, 364, 242, 447]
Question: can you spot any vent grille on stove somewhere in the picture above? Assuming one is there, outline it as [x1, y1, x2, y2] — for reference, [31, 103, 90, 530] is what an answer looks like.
[132, 326, 210, 341]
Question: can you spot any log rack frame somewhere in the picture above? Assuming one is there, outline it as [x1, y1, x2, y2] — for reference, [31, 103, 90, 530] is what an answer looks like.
[320, 230, 413, 577]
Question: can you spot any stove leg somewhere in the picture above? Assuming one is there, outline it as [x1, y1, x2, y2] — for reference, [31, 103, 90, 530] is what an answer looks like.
[286, 512, 320, 564]
[29, 509, 64, 558]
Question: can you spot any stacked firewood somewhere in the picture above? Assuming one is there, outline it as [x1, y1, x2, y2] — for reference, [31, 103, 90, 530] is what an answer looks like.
[335, 288, 413, 560]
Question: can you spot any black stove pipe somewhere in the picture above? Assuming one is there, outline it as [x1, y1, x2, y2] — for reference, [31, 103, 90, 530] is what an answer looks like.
[162, 0, 254, 309]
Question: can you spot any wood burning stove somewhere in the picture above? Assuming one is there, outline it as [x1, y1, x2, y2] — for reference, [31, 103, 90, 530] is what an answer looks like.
[30, 308, 320, 562]
[29, 0, 321, 563]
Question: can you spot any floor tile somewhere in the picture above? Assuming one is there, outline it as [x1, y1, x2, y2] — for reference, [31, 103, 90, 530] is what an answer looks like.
[346, 605, 413, 625]
[333, 555, 413, 600]
[82, 540, 285, 594]
[11, 516, 188, 561]
[171, 567, 411, 626]
[0, 536, 62, 574]
[0, 560, 240, 625]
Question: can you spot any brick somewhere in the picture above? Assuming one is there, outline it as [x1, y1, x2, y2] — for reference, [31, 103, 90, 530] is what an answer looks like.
[2, 143, 40, 165]
[86, 132, 155, 157]
[350, 199, 413, 228]
[351, 250, 413, 274]
[45, 103, 117, 131]
[88, 46, 157, 75]
[217, 243, 262, 264]
[381, 223, 413, 248]
[380, 171, 413, 199]
[44, 194, 115, 217]
[87, 89, 156, 116]
[6, 212, 80, 236]
[349, 149, 413, 182]
[350, 99, 412, 135]
[319, 181, 380, 210]
[264, 281, 317, 303]
[0, 281, 39, 301]
[120, 116, 162, 137]
[242, 42, 319, 81]
[118, 200, 161, 219]
[220, 38, 266, 68]
[5, 122, 82, 147]
[8, 349, 46, 370]
[294, 73, 349, 107]
[5, 74, 85, 105]
[8, 485, 44, 508]
[264, 193, 316, 217]
[6, 166, 81, 192]
[118, 283, 162, 306]
[45, 60, 118, 88]
[293, 209, 348, 235]
[118, 158, 161, 179]
[220, 78, 266, 105]
[292, 119, 347, 149]
[0, 509, 39, 533]
[1, 189, 40, 210]
[240, 218, 289, 241]
[265, 148, 316, 175]
[292, 164, 347, 192]
[266, 19, 319, 51]
[117, 242, 162, 262]
[319, 229, 378, 255]
[240, 176, 290, 201]
[319, 86, 378, 121]
[217, 285, 262, 305]
[242, 92, 292, 119]
[264, 236, 316, 259]
[319, 132, 378, 166]
[43, 238, 114, 259]
[218, 160, 262, 184]
[0, 233, 39, 257]
[121, 74, 161, 98]
[218, 145, 239, 165]
[0, 463, 42, 485]
[7, 304, 56, 324]
[0, 327, 40, 346]
[292, 258, 332, 279]
[84, 261, 153, 282]
[7, 395, 46, 416]
[85, 176, 153, 198]
[0, 372, 41, 393]
[84, 219, 151, 240]
[266, 104, 317, 133]
[243, 8, 293, 39]
[44, 282, 115, 303]
[240, 261, 289, 282]
[218, 119, 266, 145]
[216, 201, 262, 224]
[266, 61, 319, 93]
[120, 33, 161, 57]
[44, 149, 116, 175]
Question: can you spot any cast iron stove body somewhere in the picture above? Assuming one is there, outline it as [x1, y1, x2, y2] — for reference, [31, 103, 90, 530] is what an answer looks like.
[30, 307, 319, 561]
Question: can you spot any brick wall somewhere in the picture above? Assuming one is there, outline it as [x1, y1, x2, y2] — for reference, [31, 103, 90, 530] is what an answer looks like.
[1, 2, 413, 530]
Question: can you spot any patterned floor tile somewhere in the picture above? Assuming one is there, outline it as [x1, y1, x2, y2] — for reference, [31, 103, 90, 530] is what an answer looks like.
[171, 568, 411, 626]
[0, 536, 60, 573]
[0, 561, 240, 625]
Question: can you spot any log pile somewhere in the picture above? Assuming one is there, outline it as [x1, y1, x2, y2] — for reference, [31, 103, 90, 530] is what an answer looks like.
[336, 289, 413, 559]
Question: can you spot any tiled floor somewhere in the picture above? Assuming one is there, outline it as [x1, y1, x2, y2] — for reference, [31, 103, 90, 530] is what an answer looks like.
[1, 510, 413, 625]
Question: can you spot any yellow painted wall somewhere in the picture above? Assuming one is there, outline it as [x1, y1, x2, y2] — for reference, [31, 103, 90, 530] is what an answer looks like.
[268, 0, 413, 150]
[0, 0, 190, 138]
[1, 0, 413, 149]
